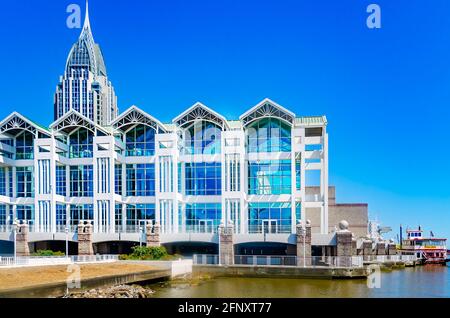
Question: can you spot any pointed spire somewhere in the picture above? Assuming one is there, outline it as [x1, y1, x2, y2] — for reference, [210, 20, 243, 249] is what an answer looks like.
[80, 0, 93, 40]
[84, 0, 90, 29]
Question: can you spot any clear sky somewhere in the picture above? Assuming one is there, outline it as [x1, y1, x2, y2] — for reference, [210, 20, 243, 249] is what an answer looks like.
[0, 0, 449, 241]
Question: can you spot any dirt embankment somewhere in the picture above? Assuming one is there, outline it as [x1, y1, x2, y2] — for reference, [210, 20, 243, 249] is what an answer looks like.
[0, 263, 155, 291]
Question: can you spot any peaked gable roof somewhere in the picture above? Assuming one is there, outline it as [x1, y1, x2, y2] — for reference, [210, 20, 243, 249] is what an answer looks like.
[240, 98, 296, 127]
[173, 102, 230, 130]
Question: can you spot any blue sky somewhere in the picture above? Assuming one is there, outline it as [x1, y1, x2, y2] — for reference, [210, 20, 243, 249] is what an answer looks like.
[0, 0, 449, 240]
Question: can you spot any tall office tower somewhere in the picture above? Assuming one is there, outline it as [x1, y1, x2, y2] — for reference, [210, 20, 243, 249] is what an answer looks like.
[54, 1, 118, 126]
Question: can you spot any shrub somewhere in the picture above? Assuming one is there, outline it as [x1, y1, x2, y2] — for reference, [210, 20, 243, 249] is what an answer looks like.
[33, 250, 65, 257]
[128, 246, 169, 260]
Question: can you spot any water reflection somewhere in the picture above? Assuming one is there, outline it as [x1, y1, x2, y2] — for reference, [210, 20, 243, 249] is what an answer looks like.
[150, 265, 449, 298]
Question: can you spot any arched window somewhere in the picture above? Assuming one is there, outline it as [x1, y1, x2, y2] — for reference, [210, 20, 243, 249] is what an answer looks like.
[246, 118, 291, 153]
[125, 125, 156, 157]
[184, 121, 221, 155]
[69, 128, 93, 158]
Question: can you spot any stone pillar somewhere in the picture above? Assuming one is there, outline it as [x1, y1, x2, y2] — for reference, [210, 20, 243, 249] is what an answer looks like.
[362, 240, 373, 261]
[335, 220, 353, 267]
[146, 221, 161, 247]
[16, 223, 30, 256]
[376, 242, 386, 255]
[78, 221, 94, 255]
[219, 222, 234, 266]
[296, 220, 312, 267]
[387, 243, 397, 255]
[351, 238, 357, 256]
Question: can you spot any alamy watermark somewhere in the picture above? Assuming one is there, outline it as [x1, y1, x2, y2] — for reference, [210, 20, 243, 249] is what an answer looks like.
[367, 264, 381, 288]
[367, 4, 381, 29]
[66, 4, 81, 29]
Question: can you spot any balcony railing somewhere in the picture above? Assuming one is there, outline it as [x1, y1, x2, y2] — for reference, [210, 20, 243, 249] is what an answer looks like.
[247, 225, 292, 234]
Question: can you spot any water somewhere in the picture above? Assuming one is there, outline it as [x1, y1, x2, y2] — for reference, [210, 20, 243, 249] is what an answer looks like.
[149, 265, 450, 298]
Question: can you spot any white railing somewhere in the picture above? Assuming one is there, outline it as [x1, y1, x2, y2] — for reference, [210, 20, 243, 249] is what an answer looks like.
[400, 255, 417, 262]
[364, 255, 417, 262]
[193, 254, 364, 268]
[0, 255, 119, 268]
[0, 256, 71, 267]
[193, 254, 219, 265]
[70, 254, 119, 263]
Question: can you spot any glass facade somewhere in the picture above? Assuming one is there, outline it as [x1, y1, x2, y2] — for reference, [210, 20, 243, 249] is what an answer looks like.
[248, 160, 291, 195]
[248, 202, 291, 233]
[69, 129, 93, 158]
[126, 125, 156, 157]
[70, 165, 93, 197]
[247, 118, 291, 153]
[184, 121, 221, 155]
[185, 203, 222, 233]
[16, 167, 34, 198]
[185, 162, 222, 196]
[0, 94, 326, 236]
[126, 164, 155, 196]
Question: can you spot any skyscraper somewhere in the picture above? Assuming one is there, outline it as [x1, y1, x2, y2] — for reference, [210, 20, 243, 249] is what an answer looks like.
[54, 1, 118, 126]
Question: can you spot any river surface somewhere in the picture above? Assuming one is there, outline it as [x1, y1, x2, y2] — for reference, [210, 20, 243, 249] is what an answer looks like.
[149, 265, 450, 298]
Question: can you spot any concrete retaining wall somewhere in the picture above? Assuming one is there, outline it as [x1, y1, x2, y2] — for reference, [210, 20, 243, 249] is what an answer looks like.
[193, 265, 368, 279]
[122, 259, 193, 278]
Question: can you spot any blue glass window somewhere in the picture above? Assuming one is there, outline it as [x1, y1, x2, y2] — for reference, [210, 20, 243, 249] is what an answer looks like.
[69, 204, 94, 227]
[56, 166, 66, 196]
[0, 168, 6, 196]
[248, 202, 292, 233]
[115, 204, 123, 230]
[185, 203, 222, 233]
[185, 162, 222, 196]
[248, 160, 291, 195]
[69, 129, 93, 158]
[115, 164, 122, 195]
[16, 167, 34, 198]
[295, 202, 301, 223]
[184, 121, 221, 155]
[15, 132, 34, 160]
[0, 205, 6, 225]
[247, 118, 291, 153]
[305, 144, 323, 152]
[126, 125, 156, 157]
[126, 204, 155, 227]
[56, 204, 66, 230]
[295, 157, 301, 191]
[70, 165, 93, 197]
[17, 205, 34, 223]
[126, 164, 155, 196]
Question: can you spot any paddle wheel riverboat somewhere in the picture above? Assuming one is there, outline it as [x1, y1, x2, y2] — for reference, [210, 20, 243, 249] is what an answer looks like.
[400, 228, 448, 265]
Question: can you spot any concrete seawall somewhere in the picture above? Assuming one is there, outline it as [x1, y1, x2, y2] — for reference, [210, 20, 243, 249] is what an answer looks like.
[193, 265, 369, 279]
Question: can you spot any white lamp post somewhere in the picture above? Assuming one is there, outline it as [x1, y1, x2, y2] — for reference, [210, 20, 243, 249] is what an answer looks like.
[139, 226, 143, 247]
[65, 226, 69, 257]
[13, 219, 18, 262]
